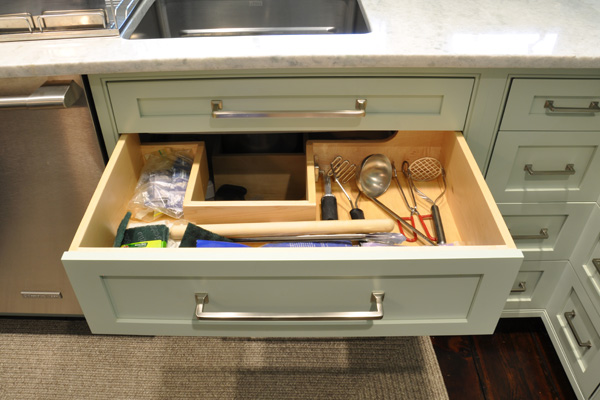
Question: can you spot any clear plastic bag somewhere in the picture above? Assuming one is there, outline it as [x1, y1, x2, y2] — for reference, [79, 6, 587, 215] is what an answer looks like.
[128, 148, 193, 221]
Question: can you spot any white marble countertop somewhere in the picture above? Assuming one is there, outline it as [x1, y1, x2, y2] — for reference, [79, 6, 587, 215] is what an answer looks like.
[1, 0, 600, 78]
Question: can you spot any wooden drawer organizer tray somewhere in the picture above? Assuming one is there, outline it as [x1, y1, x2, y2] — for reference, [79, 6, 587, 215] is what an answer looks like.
[184, 144, 316, 224]
[75, 131, 510, 248]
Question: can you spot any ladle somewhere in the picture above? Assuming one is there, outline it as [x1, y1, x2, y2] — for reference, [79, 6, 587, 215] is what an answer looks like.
[357, 154, 437, 246]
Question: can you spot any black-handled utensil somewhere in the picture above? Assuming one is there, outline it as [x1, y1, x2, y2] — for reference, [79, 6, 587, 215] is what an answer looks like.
[330, 157, 364, 219]
[321, 172, 338, 220]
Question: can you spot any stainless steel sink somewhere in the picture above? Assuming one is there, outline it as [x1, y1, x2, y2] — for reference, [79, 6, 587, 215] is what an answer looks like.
[121, 0, 370, 39]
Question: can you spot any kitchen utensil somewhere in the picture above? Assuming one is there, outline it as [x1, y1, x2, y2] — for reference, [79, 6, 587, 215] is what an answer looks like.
[395, 161, 437, 242]
[408, 157, 447, 245]
[237, 232, 406, 245]
[329, 155, 364, 219]
[315, 154, 338, 220]
[170, 218, 396, 240]
[321, 171, 338, 220]
[357, 154, 437, 246]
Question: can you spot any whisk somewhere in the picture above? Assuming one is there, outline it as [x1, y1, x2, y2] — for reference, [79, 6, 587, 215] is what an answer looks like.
[407, 157, 447, 245]
[329, 156, 364, 219]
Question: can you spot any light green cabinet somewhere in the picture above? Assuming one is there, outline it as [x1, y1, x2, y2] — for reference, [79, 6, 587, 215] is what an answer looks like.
[493, 77, 600, 400]
[62, 74, 523, 337]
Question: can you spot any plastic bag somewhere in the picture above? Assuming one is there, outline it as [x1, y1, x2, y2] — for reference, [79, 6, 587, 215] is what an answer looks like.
[128, 147, 193, 221]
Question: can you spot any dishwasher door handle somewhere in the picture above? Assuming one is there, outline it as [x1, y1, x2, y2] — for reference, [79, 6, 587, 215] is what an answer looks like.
[0, 80, 82, 109]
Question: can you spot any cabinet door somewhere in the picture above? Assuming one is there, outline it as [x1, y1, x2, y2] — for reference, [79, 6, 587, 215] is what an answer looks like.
[487, 131, 600, 203]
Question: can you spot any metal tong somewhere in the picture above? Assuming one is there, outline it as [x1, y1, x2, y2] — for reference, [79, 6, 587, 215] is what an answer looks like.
[394, 161, 437, 243]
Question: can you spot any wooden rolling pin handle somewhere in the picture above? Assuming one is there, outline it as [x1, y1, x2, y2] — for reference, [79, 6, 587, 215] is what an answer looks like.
[170, 219, 395, 240]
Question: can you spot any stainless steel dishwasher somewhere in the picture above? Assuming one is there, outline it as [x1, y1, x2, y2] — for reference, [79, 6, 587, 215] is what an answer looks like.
[0, 76, 106, 315]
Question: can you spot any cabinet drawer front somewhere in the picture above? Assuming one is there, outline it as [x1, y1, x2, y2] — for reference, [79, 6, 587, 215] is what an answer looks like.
[571, 205, 600, 317]
[549, 266, 600, 399]
[63, 254, 521, 337]
[106, 77, 474, 133]
[62, 131, 522, 337]
[486, 131, 600, 203]
[504, 260, 567, 310]
[499, 203, 595, 261]
[501, 79, 600, 131]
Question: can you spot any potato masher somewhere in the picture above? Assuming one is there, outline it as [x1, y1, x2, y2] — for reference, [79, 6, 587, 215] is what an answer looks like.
[329, 155, 364, 219]
[408, 157, 447, 245]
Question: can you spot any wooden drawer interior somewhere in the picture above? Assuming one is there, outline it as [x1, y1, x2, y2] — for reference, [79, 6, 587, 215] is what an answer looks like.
[70, 131, 514, 249]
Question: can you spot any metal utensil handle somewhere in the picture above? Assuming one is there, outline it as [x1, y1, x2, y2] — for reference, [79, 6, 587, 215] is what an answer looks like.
[593, 259, 600, 273]
[544, 100, 600, 113]
[195, 291, 385, 321]
[510, 281, 527, 293]
[431, 204, 446, 245]
[0, 81, 82, 109]
[524, 164, 575, 176]
[211, 99, 367, 118]
[366, 194, 437, 246]
[511, 228, 549, 240]
[564, 310, 592, 348]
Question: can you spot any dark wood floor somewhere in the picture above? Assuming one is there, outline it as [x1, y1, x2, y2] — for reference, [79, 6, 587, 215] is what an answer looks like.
[432, 318, 578, 400]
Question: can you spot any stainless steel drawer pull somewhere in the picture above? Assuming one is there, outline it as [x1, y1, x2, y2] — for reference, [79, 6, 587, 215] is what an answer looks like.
[0, 81, 82, 109]
[510, 281, 527, 293]
[564, 310, 592, 349]
[511, 228, 549, 240]
[593, 259, 600, 273]
[211, 99, 367, 119]
[195, 291, 385, 321]
[524, 164, 575, 176]
[544, 100, 600, 113]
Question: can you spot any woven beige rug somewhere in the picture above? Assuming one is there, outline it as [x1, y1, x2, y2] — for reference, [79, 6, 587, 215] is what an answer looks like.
[0, 318, 449, 400]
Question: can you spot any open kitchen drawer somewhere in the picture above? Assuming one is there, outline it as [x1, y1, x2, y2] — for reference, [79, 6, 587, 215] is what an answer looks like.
[62, 131, 523, 337]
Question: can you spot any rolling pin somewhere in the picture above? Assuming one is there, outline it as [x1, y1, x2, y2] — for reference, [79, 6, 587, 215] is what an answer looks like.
[170, 219, 395, 240]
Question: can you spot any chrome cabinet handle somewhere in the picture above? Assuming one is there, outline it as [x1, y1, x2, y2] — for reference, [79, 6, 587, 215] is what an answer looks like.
[195, 291, 385, 321]
[511, 228, 549, 240]
[524, 164, 575, 176]
[564, 310, 592, 349]
[593, 259, 600, 273]
[544, 100, 600, 113]
[0, 81, 82, 109]
[211, 99, 367, 119]
[510, 281, 527, 293]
